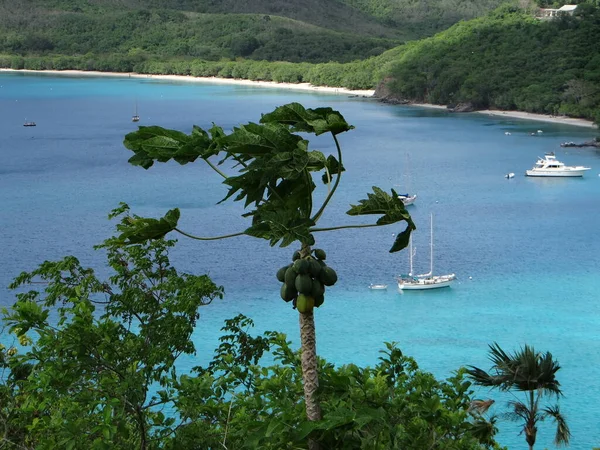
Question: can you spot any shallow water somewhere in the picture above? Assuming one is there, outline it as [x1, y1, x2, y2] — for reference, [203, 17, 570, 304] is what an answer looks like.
[1, 72, 599, 449]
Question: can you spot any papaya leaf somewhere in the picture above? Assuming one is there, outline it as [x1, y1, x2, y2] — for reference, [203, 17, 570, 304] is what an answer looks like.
[347, 187, 415, 225]
[390, 224, 413, 253]
[347, 187, 415, 252]
[306, 150, 327, 171]
[220, 171, 268, 207]
[124, 126, 212, 168]
[321, 155, 345, 184]
[244, 210, 315, 247]
[260, 102, 354, 136]
[220, 122, 302, 156]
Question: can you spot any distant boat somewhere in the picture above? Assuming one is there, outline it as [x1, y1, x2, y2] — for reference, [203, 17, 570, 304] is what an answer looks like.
[132, 100, 140, 122]
[368, 283, 388, 290]
[397, 213, 455, 290]
[23, 120, 36, 127]
[525, 152, 590, 177]
[396, 154, 417, 206]
[398, 193, 417, 206]
[505, 172, 515, 179]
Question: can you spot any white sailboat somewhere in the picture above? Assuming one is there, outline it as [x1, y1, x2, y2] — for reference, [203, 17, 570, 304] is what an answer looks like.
[132, 100, 140, 123]
[397, 214, 455, 290]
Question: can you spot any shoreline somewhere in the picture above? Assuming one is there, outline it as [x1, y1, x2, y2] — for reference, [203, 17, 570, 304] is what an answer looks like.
[2, 68, 597, 129]
[0, 68, 376, 97]
[407, 103, 596, 129]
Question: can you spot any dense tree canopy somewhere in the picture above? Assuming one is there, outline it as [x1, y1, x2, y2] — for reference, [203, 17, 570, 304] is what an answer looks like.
[384, 4, 600, 120]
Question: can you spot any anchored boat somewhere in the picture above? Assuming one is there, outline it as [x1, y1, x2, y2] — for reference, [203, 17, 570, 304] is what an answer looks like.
[526, 152, 590, 177]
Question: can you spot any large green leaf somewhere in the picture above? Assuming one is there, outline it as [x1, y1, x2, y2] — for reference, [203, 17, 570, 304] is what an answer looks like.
[124, 126, 212, 169]
[244, 209, 315, 247]
[116, 209, 181, 244]
[347, 187, 415, 252]
[390, 224, 413, 253]
[321, 154, 345, 184]
[220, 122, 303, 156]
[260, 102, 354, 136]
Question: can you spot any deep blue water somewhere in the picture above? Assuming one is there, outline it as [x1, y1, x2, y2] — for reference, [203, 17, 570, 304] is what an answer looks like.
[2, 72, 600, 449]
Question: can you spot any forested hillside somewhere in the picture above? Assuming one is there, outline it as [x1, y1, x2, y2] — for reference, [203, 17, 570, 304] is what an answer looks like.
[381, 4, 600, 121]
[0, 3, 396, 63]
[0, 0, 511, 63]
[340, 0, 508, 37]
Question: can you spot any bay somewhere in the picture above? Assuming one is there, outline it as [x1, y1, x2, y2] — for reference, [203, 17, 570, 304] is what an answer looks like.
[1, 72, 600, 449]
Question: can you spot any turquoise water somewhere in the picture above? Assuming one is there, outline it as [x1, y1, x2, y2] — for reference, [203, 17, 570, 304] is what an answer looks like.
[2, 72, 600, 449]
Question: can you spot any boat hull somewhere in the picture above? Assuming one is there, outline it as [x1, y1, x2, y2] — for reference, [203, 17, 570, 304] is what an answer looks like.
[526, 169, 589, 177]
[397, 275, 455, 290]
[369, 284, 388, 290]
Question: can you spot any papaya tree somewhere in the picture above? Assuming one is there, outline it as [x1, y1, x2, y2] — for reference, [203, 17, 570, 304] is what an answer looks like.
[120, 102, 415, 442]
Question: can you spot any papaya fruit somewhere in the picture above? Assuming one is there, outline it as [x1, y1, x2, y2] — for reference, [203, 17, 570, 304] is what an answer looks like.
[310, 279, 325, 298]
[314, 249, 326, 260]
[280, 284, 296, 302]
[276, 265, 289, 283]
[295, 273, 313, 295]
[296, 294, 315, 313]
[284, 267, 297, 286]
[293, 258, 309, 275]
[308, 258, 322, 278]
[314, 293, 324, 308]
[320, 267, 338, 286]
[292, 250, 301, 261]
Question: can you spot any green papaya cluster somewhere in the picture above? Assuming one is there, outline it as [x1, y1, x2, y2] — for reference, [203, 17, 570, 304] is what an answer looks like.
[276, 248, 338, 313]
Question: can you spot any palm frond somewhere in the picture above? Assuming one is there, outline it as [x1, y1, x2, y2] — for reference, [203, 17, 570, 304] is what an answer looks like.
[542, 405, 571, 446]
[506, 400, 530, 422]
[473, 343, 564, 394]
[468, 399, 495, 414]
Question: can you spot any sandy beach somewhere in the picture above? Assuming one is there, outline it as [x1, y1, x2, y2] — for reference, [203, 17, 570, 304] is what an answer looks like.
[0, 68, 376, 97]
[2, 68, 597, 129]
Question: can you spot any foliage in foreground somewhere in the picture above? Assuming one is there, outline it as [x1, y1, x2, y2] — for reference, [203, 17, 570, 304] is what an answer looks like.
[2, 290, 503, 450]
[1, 232, 223, 450]
[467, 343, 570, 450]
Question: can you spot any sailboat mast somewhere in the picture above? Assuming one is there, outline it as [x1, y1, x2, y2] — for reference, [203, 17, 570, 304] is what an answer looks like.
[429, 213, 434, 276]
[408, 235, 414, 276]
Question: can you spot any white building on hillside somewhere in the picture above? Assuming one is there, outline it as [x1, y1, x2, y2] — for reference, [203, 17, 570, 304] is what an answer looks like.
[537, 4, 578, 19]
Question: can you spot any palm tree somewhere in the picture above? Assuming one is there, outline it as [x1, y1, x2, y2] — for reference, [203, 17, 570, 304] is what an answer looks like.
[466, 342, 570, 450]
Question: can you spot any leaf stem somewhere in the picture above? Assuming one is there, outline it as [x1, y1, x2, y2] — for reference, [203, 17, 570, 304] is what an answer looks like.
[174, 228, 246, 240]
[205, 158, 228, 179]
[311, 223, 382, 232]
[311, 133, 343, 223]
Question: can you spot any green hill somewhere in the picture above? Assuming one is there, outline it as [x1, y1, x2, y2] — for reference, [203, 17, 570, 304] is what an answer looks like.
[0, 0, 511, 63]
[380, 4, 600, 121]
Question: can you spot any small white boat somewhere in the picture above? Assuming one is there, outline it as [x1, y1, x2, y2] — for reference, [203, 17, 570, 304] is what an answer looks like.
[525, 152, 590, 177]
[369, 284, 388, 290]
[397, 214, 455, 291]
[505, 172, 515, 179]
[398, 193, 417, 206]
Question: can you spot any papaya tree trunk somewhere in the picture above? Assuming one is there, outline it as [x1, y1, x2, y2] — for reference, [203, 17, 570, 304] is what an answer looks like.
[299, 310, 321, 449]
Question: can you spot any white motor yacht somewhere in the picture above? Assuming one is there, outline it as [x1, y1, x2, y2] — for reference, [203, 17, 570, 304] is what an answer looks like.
[526, 152, 590, 177]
